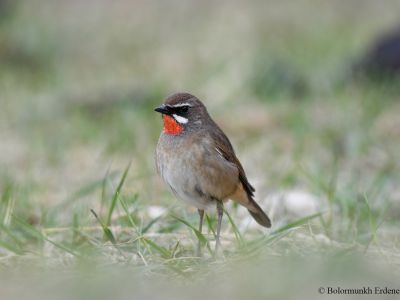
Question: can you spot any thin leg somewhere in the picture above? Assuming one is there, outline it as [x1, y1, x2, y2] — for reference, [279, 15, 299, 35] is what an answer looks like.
[215, 200, 224, 255]
[197, 209, 204, 256]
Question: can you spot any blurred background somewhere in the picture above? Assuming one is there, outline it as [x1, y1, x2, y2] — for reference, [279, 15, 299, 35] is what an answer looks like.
[1, 0, 400, 299]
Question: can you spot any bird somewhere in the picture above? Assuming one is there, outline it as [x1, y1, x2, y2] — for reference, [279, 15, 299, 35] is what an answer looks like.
[154, 92, 271, 255]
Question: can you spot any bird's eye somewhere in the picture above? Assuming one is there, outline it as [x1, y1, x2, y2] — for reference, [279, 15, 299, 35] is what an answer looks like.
[180, 106, 189, 113]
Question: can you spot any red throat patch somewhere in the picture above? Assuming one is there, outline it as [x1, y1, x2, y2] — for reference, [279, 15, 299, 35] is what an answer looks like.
[162, 115, 183, 135]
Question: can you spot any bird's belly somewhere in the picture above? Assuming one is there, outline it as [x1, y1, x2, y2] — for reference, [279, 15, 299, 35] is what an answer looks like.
[156, 133, 238, 209]
[160, 157, 213, 210]
[159, 148, 214, 209]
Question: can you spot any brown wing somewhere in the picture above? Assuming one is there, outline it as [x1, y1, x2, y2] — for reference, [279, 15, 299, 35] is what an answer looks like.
[209, 122, 271, 228]
[209, 124, 255, 199]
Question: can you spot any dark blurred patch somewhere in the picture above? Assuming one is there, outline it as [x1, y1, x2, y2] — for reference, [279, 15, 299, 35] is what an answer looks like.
[0, 1, 54, 78]
[352, 26, 400, 81]
[66, 87, 164, 118]
[63, 86, 165, 153]
[0, 0, 17, 23]
[0, 39, 50, 74]
[321, 128, 347, 161]
[250, 59, 309, 101]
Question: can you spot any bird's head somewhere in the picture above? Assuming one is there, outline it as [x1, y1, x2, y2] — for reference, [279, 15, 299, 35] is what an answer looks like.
[154, 92, 207, 135]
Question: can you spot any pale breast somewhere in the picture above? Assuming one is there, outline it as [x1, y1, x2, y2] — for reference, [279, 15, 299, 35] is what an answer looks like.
[156, 132, 239, 209]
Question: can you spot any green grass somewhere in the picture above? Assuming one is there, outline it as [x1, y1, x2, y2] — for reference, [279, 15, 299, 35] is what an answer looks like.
[1, 1, 400, 299]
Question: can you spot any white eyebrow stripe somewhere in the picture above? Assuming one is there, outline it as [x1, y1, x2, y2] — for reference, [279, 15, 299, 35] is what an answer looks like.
[172, 114, 188, 124]
[167, 102, 192, 107]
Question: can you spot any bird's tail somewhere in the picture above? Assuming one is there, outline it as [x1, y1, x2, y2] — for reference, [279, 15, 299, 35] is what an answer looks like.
[230, 184, 271, 228]
[247, 199, 271, 228]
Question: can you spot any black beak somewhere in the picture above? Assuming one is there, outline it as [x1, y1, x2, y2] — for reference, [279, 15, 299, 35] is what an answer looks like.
[154, 104, 171, 115]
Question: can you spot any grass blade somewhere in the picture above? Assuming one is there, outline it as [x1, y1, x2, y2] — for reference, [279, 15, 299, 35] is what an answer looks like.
[143, 238, 171, 259]
[106, 162, 131, 227]
[53, 172, 118, 211]
[0, 218, 23, 247]
[239, 213, 323, 255]
[205, 214, 216, 237]
[271, 212, 323, 235]
[12, 215, 80, 257]
[0, 238, 23, 255]
[90, 209, 116, 245]
[141, 215, 162, 234]
[0, 182, 14, 227]
[223, 208, 244, 246]
[119, 194, 138, 229]
[171, 215, 208, 246]
[100, 165, 112, 213]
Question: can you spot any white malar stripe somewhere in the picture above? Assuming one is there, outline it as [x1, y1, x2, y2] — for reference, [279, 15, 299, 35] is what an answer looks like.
[172, 114, 188, 124]
[167, 102, 192, 107]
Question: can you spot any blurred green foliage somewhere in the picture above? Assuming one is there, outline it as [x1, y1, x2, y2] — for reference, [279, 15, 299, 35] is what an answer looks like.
[0, 1, 400, 298]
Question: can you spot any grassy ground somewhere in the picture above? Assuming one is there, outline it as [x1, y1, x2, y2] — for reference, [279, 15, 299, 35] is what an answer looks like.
[1, 1, 400, 299]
